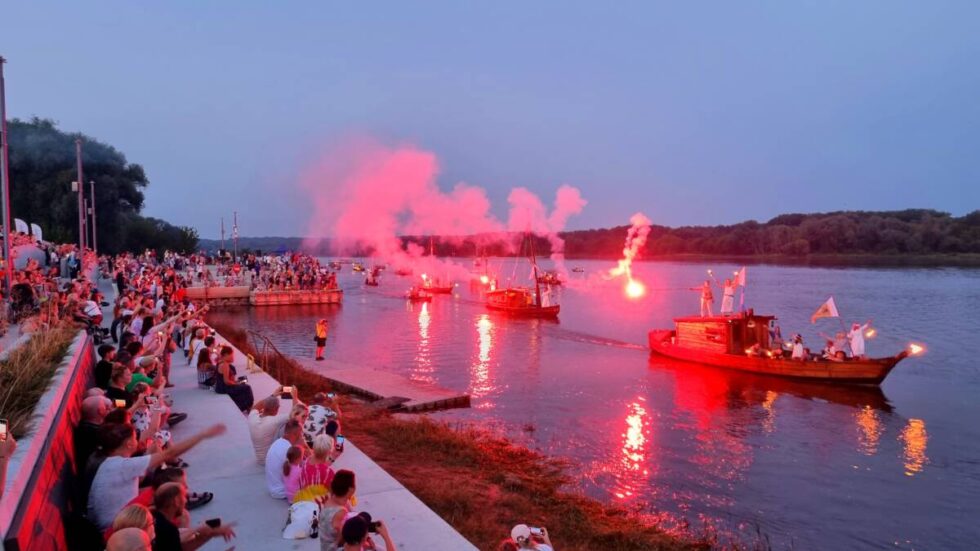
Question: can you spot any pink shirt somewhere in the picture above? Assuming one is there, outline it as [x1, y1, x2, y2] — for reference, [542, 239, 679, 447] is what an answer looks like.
[284, 462, 303, 502]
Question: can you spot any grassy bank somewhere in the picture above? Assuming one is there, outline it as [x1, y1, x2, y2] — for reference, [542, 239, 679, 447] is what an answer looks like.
[212, 321, 722, 551]
[0, 325, 78, 439]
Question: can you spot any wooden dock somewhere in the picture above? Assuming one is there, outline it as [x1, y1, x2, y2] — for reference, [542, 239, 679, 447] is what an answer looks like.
[297, 359, 471, 412]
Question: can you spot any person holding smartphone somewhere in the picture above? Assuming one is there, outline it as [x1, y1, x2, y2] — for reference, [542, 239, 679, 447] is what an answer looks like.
[152, 482, 236, 551]
[339, 513, 395, 551]
[0, 425, 15, 501]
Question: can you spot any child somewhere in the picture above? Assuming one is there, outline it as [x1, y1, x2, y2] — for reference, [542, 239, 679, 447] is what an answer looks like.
[283, 445, 304, 502]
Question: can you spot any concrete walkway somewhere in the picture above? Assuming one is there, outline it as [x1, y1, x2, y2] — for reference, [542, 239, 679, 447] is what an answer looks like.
[168, 333, 477, 550]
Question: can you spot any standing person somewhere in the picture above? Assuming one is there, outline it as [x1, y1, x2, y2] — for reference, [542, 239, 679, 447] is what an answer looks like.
[696, 280, 714, 317]
[847, 320, 873, 359]
[314, 319, 328, 361]
[717, 278, 736, 316]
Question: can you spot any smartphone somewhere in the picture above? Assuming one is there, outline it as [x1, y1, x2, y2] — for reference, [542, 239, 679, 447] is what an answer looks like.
[327, 392, 336, 399]
[205, 518, 221, 528]
[114, 399, 127, 408]
[369, 521, 381, 533]
[145, 396, 157, 405]
[529, 527, 544, 536]
[335, 435, 345, 452]
[0, 419, 8, 442]
[282, 386, 293, 394]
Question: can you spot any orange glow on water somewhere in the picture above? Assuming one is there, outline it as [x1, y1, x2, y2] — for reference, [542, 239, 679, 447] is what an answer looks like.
[855, 405, 883, 456]
[412, 302, 433, 384]
[469, 315, 495, 402]
[900, 418, 928, 476]
[611, 399, 651, 501]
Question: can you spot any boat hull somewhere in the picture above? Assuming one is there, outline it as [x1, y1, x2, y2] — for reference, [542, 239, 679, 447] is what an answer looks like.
[425, 286, 454, 294]
[486, 303, 560, 319]
[648, 329, 905, 385]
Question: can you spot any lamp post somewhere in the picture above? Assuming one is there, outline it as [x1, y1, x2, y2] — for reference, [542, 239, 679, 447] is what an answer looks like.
[0, 56, 13, 299]
[75, 138, 85, 250]
[89, 179, 97, 254]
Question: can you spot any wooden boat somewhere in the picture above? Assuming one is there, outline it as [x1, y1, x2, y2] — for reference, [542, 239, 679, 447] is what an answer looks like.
[328, 261, 342, 270]
[352, 262, 365, 272]
[364, 277, 379, 287]
[394, 268, 413, 276]
[485, 232, 559, 319]
[648, 313, 908, 385]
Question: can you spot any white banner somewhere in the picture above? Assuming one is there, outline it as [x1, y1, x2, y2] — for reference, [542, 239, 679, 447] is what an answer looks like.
[30, 223, 43, 243]
[14, 218, 29, 234]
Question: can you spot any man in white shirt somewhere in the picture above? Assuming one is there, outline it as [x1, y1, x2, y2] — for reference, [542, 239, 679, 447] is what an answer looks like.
[87, 422, 226, 530]
[248, 387, 300, 465]
[264, 420, 305, 499]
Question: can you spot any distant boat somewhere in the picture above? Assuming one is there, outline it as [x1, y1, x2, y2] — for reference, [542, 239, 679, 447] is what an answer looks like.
[352, 262, 365, 273]
[571, 267, 585, 273]
[406, 287, 433, 302]
[485, 232, 559, 319]
[648, 313, 910, 385]
[394, 268, 413, 276]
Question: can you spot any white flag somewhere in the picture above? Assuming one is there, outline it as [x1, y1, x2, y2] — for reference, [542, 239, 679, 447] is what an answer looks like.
[734, 266, 747, 287]
[811, 297, 840, 324]
[30, 223, 43, 242]
[14, 218, 29, 234]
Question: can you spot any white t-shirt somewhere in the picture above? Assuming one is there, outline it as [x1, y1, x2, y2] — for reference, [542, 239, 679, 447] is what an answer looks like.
[265, 438, 291, 499]
[87, 454, 152, 530]
[83, 300, 102, 317]
[249, 408, 291, 465]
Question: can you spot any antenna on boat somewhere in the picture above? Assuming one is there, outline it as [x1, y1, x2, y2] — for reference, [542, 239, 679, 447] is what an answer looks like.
[528, 231, 542, 308]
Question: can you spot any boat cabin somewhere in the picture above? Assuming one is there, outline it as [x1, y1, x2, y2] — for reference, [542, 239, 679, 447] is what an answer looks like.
[486, 288, 536, 308]
[673, 313, 776, 356]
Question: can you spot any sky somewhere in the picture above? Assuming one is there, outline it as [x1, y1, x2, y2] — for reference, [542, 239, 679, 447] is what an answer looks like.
[3, 1, 978, 239]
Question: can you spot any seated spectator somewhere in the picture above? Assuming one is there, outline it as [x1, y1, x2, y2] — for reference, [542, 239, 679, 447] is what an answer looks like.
[265, 420, 305, 499]
[214, 346, 254, 413]
[340, 514, 394, 551]
[75, 395, 112, 473]
[106, 504, 155, 543]
[95, 344, 117, 389]
[195, 344, 216, 389]
[152, 482, 236, 551]
[282, 446, 304, 502]
[510, 524, 554, 551]
[86, 422, 226, 530]
[303, 392, 341, 445]
[318, 469, 356, 549]
[106, 364, 135, 407]
[0, 433, 15, 501]
[248, 387, 298, 465]
[106, 527, 151, 551]
[293, 434, 338, 503]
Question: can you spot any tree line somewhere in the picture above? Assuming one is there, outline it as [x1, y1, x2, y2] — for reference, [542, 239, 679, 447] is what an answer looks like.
[6, 117, 198, 254]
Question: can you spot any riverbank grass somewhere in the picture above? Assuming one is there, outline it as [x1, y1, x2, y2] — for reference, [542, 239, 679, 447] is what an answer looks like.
[0, 325, 77, 438]
[213, 322, 709, 551]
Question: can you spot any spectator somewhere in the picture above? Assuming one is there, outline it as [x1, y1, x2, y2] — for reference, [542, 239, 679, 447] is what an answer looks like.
[303, 391, 341, 445]
[340, 514, 395, 551]
[282, 446, 304, 502]
[86, 422, 226, 530]
[265, 419, 305, 499]
[195, 344, 216, 389]
[293, 434, 338, 503]
[151, 482, 236, 551]
[318, 469, 355, 550]
[75, 395, 112, 472]
[94, 344, 117, 389]
[106, 364, 135, 407]
[107, 504, 155, 543]
[106, 527, 151, 551]
[248, 387, 298, 465]
[0, 433, 16, 501]
[510, 524, 554, 550]
[214, 345, 254, 413]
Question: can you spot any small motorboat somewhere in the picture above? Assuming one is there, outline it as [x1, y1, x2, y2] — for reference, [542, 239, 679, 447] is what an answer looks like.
[328, 261, 342, 270]
[571, 267, 585, 273]
[406, 287, 433, 302]
[648, 313, 911, 385]
[394, 268, 413, 276]
[352, 262, 365, 273]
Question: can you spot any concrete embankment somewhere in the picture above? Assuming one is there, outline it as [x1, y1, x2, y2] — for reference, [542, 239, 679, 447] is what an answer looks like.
[161, 329, 478, 550]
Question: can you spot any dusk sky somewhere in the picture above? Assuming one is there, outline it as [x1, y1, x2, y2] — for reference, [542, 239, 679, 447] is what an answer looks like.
[3, 2, 978, 238]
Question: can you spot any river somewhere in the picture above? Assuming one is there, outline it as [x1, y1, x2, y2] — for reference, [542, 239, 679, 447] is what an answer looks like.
[209, 259, 980, 550]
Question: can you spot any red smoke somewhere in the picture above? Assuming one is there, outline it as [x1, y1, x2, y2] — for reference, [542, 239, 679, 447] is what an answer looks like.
[298, 138, 584, 278]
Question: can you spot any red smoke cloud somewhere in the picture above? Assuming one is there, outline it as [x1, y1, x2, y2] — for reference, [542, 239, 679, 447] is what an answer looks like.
[298, 138, 584, 278]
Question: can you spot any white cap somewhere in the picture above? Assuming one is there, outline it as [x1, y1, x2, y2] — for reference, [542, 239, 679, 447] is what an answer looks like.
[510, 524, 531, 542]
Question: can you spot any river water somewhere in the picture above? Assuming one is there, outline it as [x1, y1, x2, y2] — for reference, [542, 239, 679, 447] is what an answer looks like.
[209, 259, 980, 550]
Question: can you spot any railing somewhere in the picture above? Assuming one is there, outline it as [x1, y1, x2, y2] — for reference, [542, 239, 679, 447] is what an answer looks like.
[244, 330, 295, 374]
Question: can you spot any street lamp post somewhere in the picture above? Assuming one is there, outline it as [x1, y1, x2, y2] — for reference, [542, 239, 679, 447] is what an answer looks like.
[75, 138, 85, 250]
[0, 56, 13, 299]
[89, 180, 97, 254]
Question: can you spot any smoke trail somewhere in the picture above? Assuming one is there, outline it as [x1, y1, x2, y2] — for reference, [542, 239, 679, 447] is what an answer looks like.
[609, 213, 652, 298]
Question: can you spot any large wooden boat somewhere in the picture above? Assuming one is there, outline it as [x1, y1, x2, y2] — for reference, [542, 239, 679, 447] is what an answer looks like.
[250, 288, 344, 306]
[485, 232, 560, 319]
[648, 313, 908, 385]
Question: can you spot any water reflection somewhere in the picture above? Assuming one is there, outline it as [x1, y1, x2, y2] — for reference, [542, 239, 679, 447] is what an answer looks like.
[613, 398, 652, 501]
[761, 391, 778, 434]
[470, 315, 495, 403]
[412, 302, 433, 384]
[900, 418, 929, 476]
[855, 406, 884, 456]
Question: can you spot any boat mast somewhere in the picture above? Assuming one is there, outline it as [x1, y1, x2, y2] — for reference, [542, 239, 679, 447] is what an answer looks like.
[528, 232, 542, 307]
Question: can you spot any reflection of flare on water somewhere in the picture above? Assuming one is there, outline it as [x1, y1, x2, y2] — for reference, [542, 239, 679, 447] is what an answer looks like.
[411, 302, 434, 384]
[469, 315, 495, 403]
[613, 399, 651, 500]
[761, 391, 778, 433]
[900, 418, 928, 476]
[855, 405, 883, 456]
